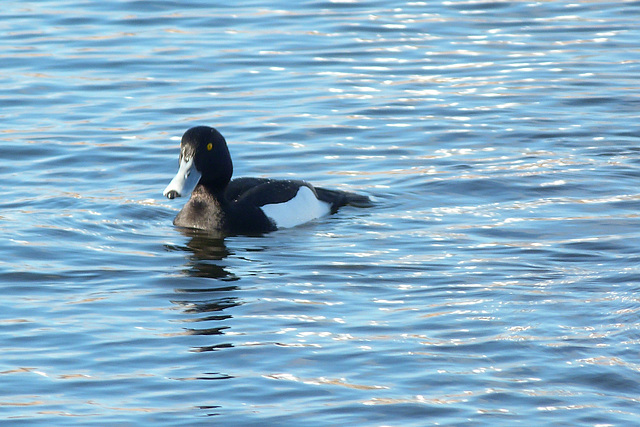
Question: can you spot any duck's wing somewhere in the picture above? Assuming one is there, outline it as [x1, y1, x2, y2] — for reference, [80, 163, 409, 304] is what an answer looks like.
[225, 178, 274, 202]
[229, 178, 372, 210]
[230, 179, 308, 206]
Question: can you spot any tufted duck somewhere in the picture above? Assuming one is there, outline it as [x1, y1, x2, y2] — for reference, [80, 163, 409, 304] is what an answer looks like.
[163, 126, 370, 234]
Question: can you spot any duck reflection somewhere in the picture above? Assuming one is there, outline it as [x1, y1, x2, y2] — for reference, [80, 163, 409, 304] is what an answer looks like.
[166, 228, 242, 353]
[169, 228, 237, 280]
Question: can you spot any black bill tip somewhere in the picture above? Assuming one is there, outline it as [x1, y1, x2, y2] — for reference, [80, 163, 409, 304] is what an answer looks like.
[166, 190, 180, 199]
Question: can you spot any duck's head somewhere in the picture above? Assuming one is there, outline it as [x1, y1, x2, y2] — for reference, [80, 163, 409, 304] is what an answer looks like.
[163, 126, 233, 199]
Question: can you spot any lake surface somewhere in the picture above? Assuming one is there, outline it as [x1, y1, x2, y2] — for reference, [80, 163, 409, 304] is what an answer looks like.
[2, 1, 640, 425]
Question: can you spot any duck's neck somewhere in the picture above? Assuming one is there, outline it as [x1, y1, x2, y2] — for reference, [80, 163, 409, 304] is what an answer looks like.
[194, 182, 228, 204]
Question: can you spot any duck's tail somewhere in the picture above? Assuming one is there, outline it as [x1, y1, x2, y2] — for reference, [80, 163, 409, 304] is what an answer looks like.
[315, 187, 373, 213]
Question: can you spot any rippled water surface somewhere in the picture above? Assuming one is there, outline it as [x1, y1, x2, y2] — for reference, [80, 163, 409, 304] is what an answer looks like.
[2, 1, 640, 425]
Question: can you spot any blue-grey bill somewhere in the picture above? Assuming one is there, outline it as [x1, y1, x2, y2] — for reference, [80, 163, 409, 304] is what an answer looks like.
[163, 157, 202, 199]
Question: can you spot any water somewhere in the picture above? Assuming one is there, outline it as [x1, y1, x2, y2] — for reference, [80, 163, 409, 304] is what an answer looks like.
[2, 1, 640, 425]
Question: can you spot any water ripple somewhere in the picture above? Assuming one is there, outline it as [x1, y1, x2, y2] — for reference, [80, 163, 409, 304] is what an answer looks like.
[2, 0, 640, 425]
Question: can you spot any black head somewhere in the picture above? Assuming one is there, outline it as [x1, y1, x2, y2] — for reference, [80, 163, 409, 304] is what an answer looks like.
[181, 126, 233, 190]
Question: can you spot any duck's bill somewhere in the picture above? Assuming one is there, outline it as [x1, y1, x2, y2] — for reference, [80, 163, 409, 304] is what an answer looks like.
[163, 157, 202, 199]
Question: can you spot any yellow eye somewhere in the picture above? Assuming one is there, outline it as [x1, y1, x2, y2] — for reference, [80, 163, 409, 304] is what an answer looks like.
[206, 143, 213, 151]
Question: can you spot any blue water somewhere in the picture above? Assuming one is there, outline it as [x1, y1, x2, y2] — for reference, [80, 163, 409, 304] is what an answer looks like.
[2, 1, 640, 425]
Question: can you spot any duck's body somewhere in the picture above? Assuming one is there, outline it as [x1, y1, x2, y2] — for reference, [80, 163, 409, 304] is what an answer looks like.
[163, 126, 370, 234]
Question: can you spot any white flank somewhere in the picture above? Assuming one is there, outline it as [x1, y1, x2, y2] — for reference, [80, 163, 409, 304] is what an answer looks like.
[260, 186, 331, 228]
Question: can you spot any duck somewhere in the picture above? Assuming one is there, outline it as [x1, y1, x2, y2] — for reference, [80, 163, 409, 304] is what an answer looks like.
[163, 126, 371, 234]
